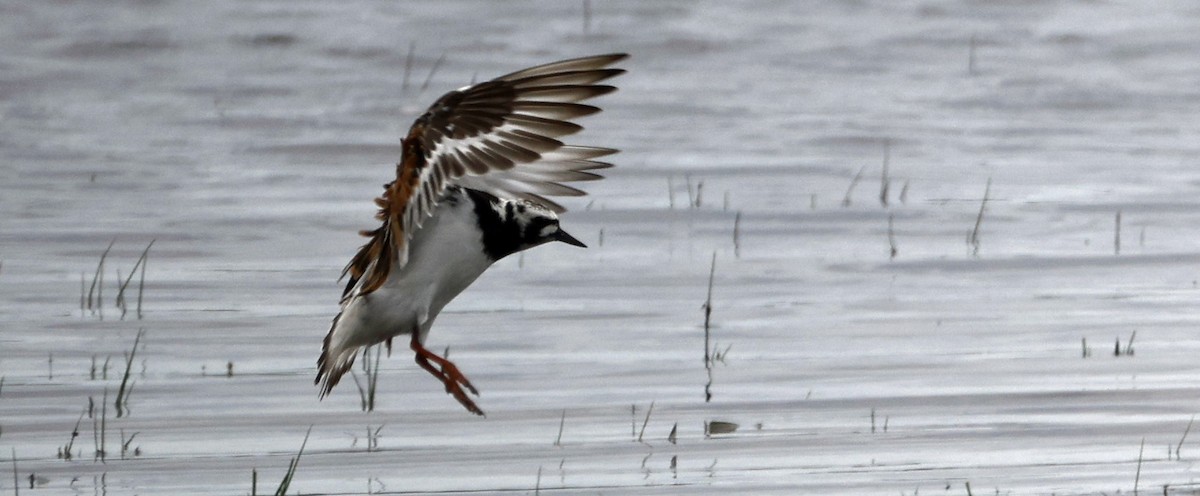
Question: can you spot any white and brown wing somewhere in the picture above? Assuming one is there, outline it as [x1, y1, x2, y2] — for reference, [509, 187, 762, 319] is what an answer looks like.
[339, 53, 627, 300]
[318, 54, 626, 397]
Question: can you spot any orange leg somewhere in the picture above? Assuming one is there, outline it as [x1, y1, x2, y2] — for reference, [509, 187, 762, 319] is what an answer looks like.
[410, 331, 483, 416]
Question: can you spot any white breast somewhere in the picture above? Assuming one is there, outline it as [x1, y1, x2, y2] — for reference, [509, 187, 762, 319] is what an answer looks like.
[339, 192, 495, 347]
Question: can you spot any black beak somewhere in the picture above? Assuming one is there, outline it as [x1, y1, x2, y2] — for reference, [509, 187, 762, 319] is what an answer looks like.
[553, 228, 587, 248]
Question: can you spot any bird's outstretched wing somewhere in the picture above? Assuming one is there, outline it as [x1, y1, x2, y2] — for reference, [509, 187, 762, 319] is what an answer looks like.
[340, 53, 627, 299]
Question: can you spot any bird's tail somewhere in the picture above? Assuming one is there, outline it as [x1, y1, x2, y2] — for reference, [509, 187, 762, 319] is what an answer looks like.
[316, 312, 360, 398]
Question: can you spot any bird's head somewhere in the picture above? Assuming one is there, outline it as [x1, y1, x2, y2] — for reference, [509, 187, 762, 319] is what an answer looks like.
[507, 200, 587, 251]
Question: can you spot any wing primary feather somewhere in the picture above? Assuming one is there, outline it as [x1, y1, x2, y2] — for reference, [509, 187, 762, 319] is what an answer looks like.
[541, 145, 619, 160]
[495, 129, 563, 152]
[524, 159, 614, 172]
[504, 114, 584, 137]
[472, 144, 516, 170]
[495, 53, 629, 81]
[489, 139, 542, 162]
[507, 68, 626, 88]
[516, 85, 618, 103]
[511, 101, 602, 120]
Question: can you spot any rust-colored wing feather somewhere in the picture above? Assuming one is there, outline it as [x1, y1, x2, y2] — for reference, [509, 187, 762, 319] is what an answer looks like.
[340, 53, 627, 299]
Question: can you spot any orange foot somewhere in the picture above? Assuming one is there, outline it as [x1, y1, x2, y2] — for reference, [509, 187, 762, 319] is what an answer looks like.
[410, 332, 484, 416]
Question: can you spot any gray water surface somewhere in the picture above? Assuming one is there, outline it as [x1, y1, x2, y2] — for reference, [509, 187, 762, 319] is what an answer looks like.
[3, 1, 1200, 494]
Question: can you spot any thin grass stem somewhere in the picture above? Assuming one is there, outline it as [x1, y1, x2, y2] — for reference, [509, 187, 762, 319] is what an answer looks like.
[274, 426, 312, 496]
[969, 178, 991, 257]
[115, 329, 144, 418]
[554, 409, 566, 447]
[637, 401, 654, 443]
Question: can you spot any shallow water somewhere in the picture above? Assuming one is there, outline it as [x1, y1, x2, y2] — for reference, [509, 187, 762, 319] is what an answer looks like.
[4, 0, 1200, 494]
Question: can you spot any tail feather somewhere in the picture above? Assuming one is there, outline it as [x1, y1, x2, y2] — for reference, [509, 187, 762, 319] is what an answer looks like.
[316, 312, 359, 398]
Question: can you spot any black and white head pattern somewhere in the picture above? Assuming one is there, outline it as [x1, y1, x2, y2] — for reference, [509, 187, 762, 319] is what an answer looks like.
[466, 188, 581, 260]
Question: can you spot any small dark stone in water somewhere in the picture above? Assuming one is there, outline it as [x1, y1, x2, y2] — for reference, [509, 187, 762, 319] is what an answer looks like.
[705, 421, 739, 436]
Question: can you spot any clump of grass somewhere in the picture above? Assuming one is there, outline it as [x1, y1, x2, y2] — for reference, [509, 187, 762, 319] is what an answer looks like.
[869, 409, 889, 433]
[365, 424, 384, 452]
[120, 429, 140, 460]
[58, 411, 85, 460]
[81, 240, 152, 319]
[842, 165, 866, 207]
[115, 328, 145, 418]
[685, 175, 705, 208]
[1082, 337, 1092, 358]
[1115, 330, 1137, 357]
[116, 240, 153, 320]
[274, 427, 312, 496]
[711, 343, 732, 364]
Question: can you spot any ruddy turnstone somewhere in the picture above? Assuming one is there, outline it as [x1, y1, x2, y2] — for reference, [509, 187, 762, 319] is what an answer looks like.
[316, 53, 627, 416]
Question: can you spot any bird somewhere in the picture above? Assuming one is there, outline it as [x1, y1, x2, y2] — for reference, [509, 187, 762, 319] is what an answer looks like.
[316, 53, 627, 416]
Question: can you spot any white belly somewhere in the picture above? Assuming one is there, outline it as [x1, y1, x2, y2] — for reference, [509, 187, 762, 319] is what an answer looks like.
[336, 197, 495, 348]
